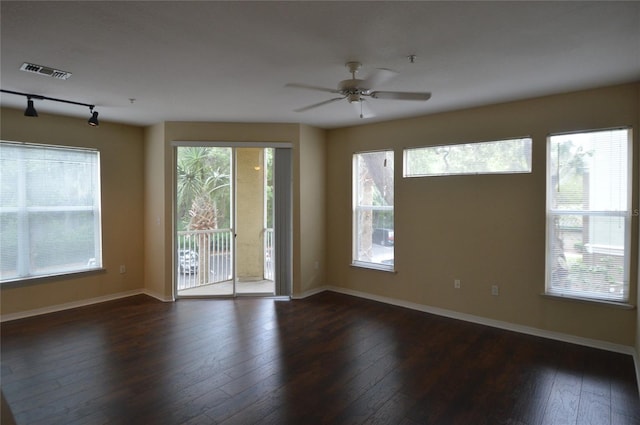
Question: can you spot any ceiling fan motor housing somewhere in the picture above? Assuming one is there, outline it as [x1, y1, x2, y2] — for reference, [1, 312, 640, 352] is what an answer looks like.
[338, 79, 370, 103]
[338, 79, 366, 91]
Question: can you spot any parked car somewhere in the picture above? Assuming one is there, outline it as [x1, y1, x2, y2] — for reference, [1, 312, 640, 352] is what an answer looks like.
[373, 228, 394, 246]
[178, 250, 199, 274]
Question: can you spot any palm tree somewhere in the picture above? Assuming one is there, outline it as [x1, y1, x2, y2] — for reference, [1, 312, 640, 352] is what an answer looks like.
[177, 147, 231, 230]
[177, 147, 231, 285]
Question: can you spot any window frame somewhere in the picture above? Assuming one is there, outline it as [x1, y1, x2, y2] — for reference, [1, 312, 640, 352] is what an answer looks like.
[403, 136, 532, 178]
[0, 141, 103, 284]
[352, 149, 395, 272]
[544, 127, 632, 304]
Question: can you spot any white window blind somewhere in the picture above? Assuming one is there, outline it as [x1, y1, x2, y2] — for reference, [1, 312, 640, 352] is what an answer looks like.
[546, 128, 631, 302]
[403, 137, 532, 177]
[353, 150, 394, 271]
[0, 141, 102, 282]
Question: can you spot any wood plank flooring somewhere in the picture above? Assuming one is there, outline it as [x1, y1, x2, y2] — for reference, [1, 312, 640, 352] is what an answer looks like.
[1, 291, 639, 425]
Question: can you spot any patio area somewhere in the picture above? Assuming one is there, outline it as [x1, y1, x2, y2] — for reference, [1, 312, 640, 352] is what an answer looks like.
[178, 279, 275, 297]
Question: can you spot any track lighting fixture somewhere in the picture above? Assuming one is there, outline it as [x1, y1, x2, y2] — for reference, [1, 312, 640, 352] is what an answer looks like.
[24, 98, 38, 117]
[88, 107, 99, 126]
[1, 89, 100, 127]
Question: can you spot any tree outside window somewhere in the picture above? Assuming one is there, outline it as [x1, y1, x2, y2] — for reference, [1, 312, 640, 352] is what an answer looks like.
[546, 128, 630, 302]
[353, 150, 394, 271]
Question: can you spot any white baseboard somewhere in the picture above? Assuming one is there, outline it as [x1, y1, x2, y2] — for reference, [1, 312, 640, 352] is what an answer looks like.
[2, 283, 638, 392]
[634, 350, 640, 396]
[2, 283, 635, 357]
[320, 285, 635, 356]
[140, 288, 175, 302]
[0, 288, 174, 322]
[327, 284, 639, 395]
[291, 285, 329, 299]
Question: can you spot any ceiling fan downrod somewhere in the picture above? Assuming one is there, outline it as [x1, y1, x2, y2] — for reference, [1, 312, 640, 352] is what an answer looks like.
[345, 61, 362, 79]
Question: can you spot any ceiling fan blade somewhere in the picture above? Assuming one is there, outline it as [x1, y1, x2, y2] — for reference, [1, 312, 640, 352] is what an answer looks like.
[361, 68, 398, 90]
[285, 83, 341, 94]
[294, 96, 345, 112]
[351, 99, 375, 119]
[370, 91, 432, 101]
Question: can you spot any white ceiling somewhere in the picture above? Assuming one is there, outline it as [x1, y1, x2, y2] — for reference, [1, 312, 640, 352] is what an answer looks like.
[1, 1, 639, 129]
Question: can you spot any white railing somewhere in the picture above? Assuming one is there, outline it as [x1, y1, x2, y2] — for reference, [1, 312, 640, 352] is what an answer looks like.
[264, 228, 274, 281]
[177, 228, 274, 291]
[177, 229, 233, 290]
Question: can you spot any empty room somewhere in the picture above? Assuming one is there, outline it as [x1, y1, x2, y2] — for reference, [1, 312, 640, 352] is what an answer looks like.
[1, 2, 639, 424]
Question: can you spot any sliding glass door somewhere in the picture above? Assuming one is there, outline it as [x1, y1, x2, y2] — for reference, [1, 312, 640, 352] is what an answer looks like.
[235, 147, 273, 295]
[174, 144, 290, 298]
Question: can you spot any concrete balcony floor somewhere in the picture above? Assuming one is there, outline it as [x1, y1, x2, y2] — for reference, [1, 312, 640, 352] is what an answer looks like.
[178, 279, 275, 297]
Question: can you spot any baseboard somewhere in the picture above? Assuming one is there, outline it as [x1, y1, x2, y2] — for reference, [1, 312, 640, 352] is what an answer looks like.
[140, 288, 175, 302]
[321, 285, 635, 356]
[291, 285, 330, 299]
[2, 283, 637, 390]
[634, 349, 640, 396]
[0, 289, 148, 322]
[2, 283, 635, 359]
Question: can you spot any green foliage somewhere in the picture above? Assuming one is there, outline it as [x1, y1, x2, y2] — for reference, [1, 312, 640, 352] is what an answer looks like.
[549, 138, 594, 209]
[176, 147, 274, 231]
[406, 138, 531, 176]
[373, 211, 394, 230]
[569, 256, 622, 286]
[265, 149, 274, 228]
[176, 147, 231, 231]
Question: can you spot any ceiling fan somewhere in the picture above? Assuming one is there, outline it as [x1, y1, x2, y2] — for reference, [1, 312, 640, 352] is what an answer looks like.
[285, 61, 431, 118]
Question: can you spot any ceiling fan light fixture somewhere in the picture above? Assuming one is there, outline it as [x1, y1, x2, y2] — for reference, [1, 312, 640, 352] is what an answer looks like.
[347, 93, 361, 103]
[24, 98, 38, 117]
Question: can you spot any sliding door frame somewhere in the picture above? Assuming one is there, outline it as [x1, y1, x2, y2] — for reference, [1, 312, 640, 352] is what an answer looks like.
[172, 141, 293, 299]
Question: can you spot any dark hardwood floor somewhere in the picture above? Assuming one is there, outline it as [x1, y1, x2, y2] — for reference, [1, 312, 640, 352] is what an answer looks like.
[1, 291, 639, 425]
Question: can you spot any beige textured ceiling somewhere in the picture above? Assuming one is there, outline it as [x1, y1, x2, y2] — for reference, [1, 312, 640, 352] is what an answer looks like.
[1, 1, 639, 129]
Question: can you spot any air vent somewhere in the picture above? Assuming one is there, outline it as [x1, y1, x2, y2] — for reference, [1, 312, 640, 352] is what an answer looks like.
[20, 62, 72, 80]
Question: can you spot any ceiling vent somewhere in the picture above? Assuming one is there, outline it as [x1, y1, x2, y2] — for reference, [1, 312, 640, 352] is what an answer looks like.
[20, 62, 72, 80]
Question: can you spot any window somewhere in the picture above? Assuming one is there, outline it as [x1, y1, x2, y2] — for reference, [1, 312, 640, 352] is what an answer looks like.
[0, 141, 102, 283]
[403, 137, 532, 177]
[353, 150, 394, 271]
[546, 128, 631, 302]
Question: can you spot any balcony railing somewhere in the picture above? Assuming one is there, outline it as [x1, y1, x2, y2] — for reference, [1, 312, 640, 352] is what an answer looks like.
[177, 228, 273, 291]
[264, 228, 273, 281]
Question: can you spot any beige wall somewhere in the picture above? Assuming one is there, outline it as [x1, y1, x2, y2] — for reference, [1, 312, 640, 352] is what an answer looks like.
[236, 148, 265, 280]
[1, 84, 635, 352]
[326, 83, 639, 347]
[299, 125, 327, 294]
[1, 116, 328, 315]
[0, 108, 145, 314]
[143, 123, 169, 300]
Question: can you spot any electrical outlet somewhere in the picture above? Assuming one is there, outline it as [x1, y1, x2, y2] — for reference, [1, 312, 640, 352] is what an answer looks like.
[491, 284, 499, 296]
[119, 265, 126, 274]
[454, 279, 461, 289]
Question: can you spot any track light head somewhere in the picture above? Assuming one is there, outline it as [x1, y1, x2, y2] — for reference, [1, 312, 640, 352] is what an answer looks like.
[24, 98, 38, 117]
[88, 107, 99, 126]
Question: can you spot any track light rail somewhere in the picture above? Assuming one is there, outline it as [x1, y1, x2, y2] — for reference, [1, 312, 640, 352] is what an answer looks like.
[0, 89, 99, 126]
[1, 89, 95, 109]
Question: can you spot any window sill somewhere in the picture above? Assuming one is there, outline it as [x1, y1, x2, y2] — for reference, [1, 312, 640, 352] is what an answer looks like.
[540, 293, 635, 310]
[1, 267, 106, 287]
[350, 262, 397, 274]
